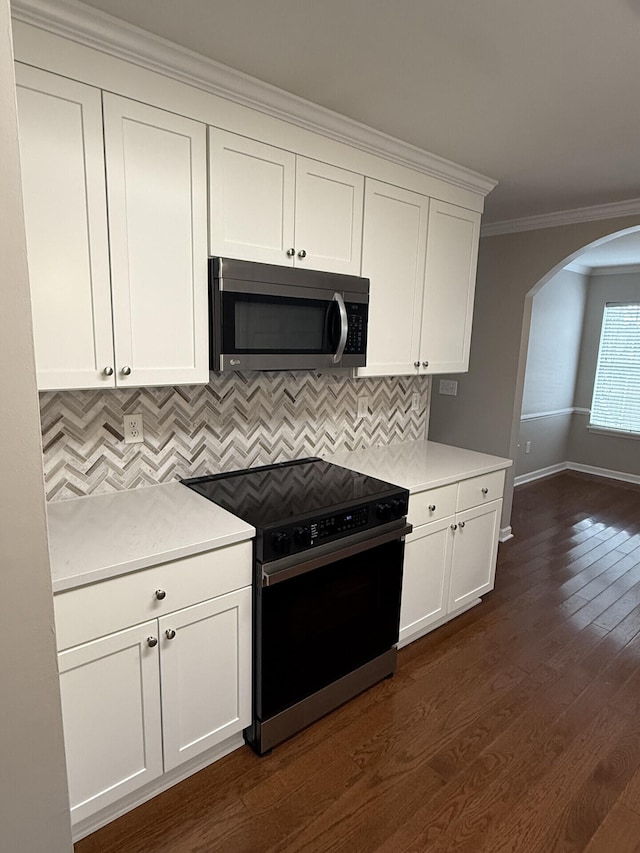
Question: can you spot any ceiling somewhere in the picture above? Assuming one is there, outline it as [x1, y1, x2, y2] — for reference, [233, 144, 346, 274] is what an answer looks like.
[66, 0, 640, 228]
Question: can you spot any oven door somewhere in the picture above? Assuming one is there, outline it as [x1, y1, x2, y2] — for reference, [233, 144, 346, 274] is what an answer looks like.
[255, 522, 411, 724]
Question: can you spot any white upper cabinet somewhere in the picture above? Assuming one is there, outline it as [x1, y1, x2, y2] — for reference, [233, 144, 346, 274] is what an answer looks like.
[208, 128, 364, 275]
[358, 179, 429, 377]
[420, 200, 481, 374]
[103, 95, 208, 387]
[16, 67, 208, 391]
[16, 65, 114, 390]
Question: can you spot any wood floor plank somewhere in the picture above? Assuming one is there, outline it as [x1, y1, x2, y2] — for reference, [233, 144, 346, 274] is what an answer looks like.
[74, 472, 640, 853]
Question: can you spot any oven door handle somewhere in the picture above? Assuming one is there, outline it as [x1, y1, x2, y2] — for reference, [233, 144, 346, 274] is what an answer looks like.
[332, 292, 348, 364]
[261, 522, 413, 587]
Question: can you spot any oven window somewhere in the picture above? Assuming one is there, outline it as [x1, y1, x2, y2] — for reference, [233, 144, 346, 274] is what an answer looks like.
[222, 292, 336, 354]
[257, 539, 404, 719]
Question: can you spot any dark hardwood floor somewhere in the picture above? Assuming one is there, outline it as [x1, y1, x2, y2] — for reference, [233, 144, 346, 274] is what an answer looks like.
[75, 472, 640, 853]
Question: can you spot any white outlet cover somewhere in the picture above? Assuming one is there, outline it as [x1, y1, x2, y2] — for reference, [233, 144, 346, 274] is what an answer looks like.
[357, 396, 369, 418]
[124, 413, 144, 444]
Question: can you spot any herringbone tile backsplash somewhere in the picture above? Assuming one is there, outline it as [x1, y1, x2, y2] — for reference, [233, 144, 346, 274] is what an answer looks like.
[40, 371, 430, 501]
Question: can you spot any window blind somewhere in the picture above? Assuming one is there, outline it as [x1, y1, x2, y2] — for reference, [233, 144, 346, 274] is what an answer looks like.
[590, 302, 640, 434]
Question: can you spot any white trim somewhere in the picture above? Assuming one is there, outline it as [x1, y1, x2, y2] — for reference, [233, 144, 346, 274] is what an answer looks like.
[574, 407, 591, 416]
[589, 263, 640, 277]
[588, 425, 640, 441]
[567, 462, 640, 486]
[520, 407, 575, 422]
[514, 462, 568, 486]
[481, 198, 640, 237]
[514, 460, 640, 488]
[10, 0, 496, 198]
[499, 526, 513, 542]
[565, 261, 592, 275]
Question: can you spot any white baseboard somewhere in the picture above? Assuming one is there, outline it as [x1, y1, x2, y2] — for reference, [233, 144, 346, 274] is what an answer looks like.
[514, 463, 568, 486]
[499, 526, 513, 542]
[567, 462, 640, 486]
[514, 461, 640, 488]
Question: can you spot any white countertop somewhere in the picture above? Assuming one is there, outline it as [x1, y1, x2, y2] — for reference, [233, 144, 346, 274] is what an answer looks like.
[328, 440, 511, 493]
[47, 482, 255, 593]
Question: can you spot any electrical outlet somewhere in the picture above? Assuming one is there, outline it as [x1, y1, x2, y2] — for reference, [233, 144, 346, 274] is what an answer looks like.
[123, 413, 144, 444]
[439, 379, 458, 396]
[411, 392, 420, 412]
[525, 440, 532, 454]
[357, 396, 369, 419]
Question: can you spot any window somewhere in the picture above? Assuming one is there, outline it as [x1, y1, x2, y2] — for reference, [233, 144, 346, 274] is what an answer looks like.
[590, 302, 640, 435]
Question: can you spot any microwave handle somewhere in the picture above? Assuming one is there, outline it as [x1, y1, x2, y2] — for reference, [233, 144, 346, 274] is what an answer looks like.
[332, 292, 348, 363]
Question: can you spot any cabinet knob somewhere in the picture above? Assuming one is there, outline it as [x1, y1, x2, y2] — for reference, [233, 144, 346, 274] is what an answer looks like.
[451, 523, 458, 531]
[297, 249, 307, 259]
[155, 589, 166, 600]
[428, 504, 436, 512]
[414, 361, 420, 369]
[422, 360, 429, 368]
[286, 248, 295, 257]
[165, 628, 176, 640]
[121, 366, 132, 376]
[482, 487, 489, 495]
[103, 366, 114, 376]
[147, 637, 158, 648]
[459, 521, 466, 529]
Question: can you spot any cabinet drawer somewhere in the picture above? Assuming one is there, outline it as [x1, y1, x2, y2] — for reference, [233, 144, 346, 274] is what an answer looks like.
[456, 469, 505, 512]
[408, 484, 457, 528]
[54, 541, 253, 651]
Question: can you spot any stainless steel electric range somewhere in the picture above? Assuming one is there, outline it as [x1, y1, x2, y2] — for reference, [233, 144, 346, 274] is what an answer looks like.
[183, 457, 411, 755]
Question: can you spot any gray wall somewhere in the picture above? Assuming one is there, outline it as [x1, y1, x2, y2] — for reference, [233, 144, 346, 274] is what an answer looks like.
[568, 270, 640, 476]
[516, 268, 588, 477]
[0, 4, 72, 850]
[428, 216, 640, 533]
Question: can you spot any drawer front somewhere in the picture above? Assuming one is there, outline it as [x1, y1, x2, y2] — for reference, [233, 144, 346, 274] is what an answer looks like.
[54, 541, 253, 651]
[456, 469, 505, 512]
[408, 484, 457, 528]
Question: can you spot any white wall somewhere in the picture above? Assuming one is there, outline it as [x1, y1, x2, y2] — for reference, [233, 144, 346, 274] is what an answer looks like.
[0, 3, 72, 849]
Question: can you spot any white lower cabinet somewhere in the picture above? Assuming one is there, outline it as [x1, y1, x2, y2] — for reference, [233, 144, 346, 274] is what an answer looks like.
[54, 544, 252, 828]
[399, 470, 505, 647]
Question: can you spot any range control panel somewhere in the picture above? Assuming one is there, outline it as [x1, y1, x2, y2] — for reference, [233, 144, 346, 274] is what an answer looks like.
[262, 491, 408, 563]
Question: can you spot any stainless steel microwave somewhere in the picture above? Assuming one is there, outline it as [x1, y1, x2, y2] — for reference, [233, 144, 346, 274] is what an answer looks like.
[209, 257, 369, 372]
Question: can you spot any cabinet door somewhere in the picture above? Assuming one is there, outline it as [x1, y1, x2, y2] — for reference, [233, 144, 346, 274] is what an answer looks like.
[420, 200, 481, 374]
[294, 157, 364, 275]
[15, 64, 114, 390]
[58, 621, 163, 824]
[208, 128, 295, 265]
[399, 516, 453, 645]
[159, 587, 252, 771]
[103, 95, 208, 387]
[448, 499, 501, 611]
[357, 179, 428, 376]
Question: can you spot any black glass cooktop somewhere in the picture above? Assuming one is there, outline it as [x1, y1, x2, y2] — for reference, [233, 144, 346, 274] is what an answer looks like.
[182, 457, 403, 530]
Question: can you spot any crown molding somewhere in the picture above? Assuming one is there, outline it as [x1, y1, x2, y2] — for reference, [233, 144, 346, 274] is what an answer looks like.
[589, 262, 640, 276]
[564, 261, 591, 275]
[10, 0, 497, 198]
[481, 197, 640, 237]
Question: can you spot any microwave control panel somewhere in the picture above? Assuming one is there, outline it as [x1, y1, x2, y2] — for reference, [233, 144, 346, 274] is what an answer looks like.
[345, 303, 368, 355]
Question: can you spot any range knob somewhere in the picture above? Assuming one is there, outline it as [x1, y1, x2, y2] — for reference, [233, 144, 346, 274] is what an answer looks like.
[271, 531, 291, 555]
[376, 502, 391, 521]
[391, 497, 408, 517]
[294, 526, 312, 547]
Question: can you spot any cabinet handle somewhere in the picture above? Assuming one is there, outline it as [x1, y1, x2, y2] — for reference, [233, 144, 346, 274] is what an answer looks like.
[286, 248, 295, 257]
[428, 504, 436, 512]
[121, 366, 132, 376]
[165, 628, 176, 640]
[414, 361, 420, 369]
[147, 637, 158, 648]
[103, 366, 114, 376]
[155, 589, 166, 600]
[482, 487, 489, 495]
[450, 523, 458, 531]
[422, 361, 429, 368]
[459, 521, 466, 529]
[297, 249, 307, 259]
